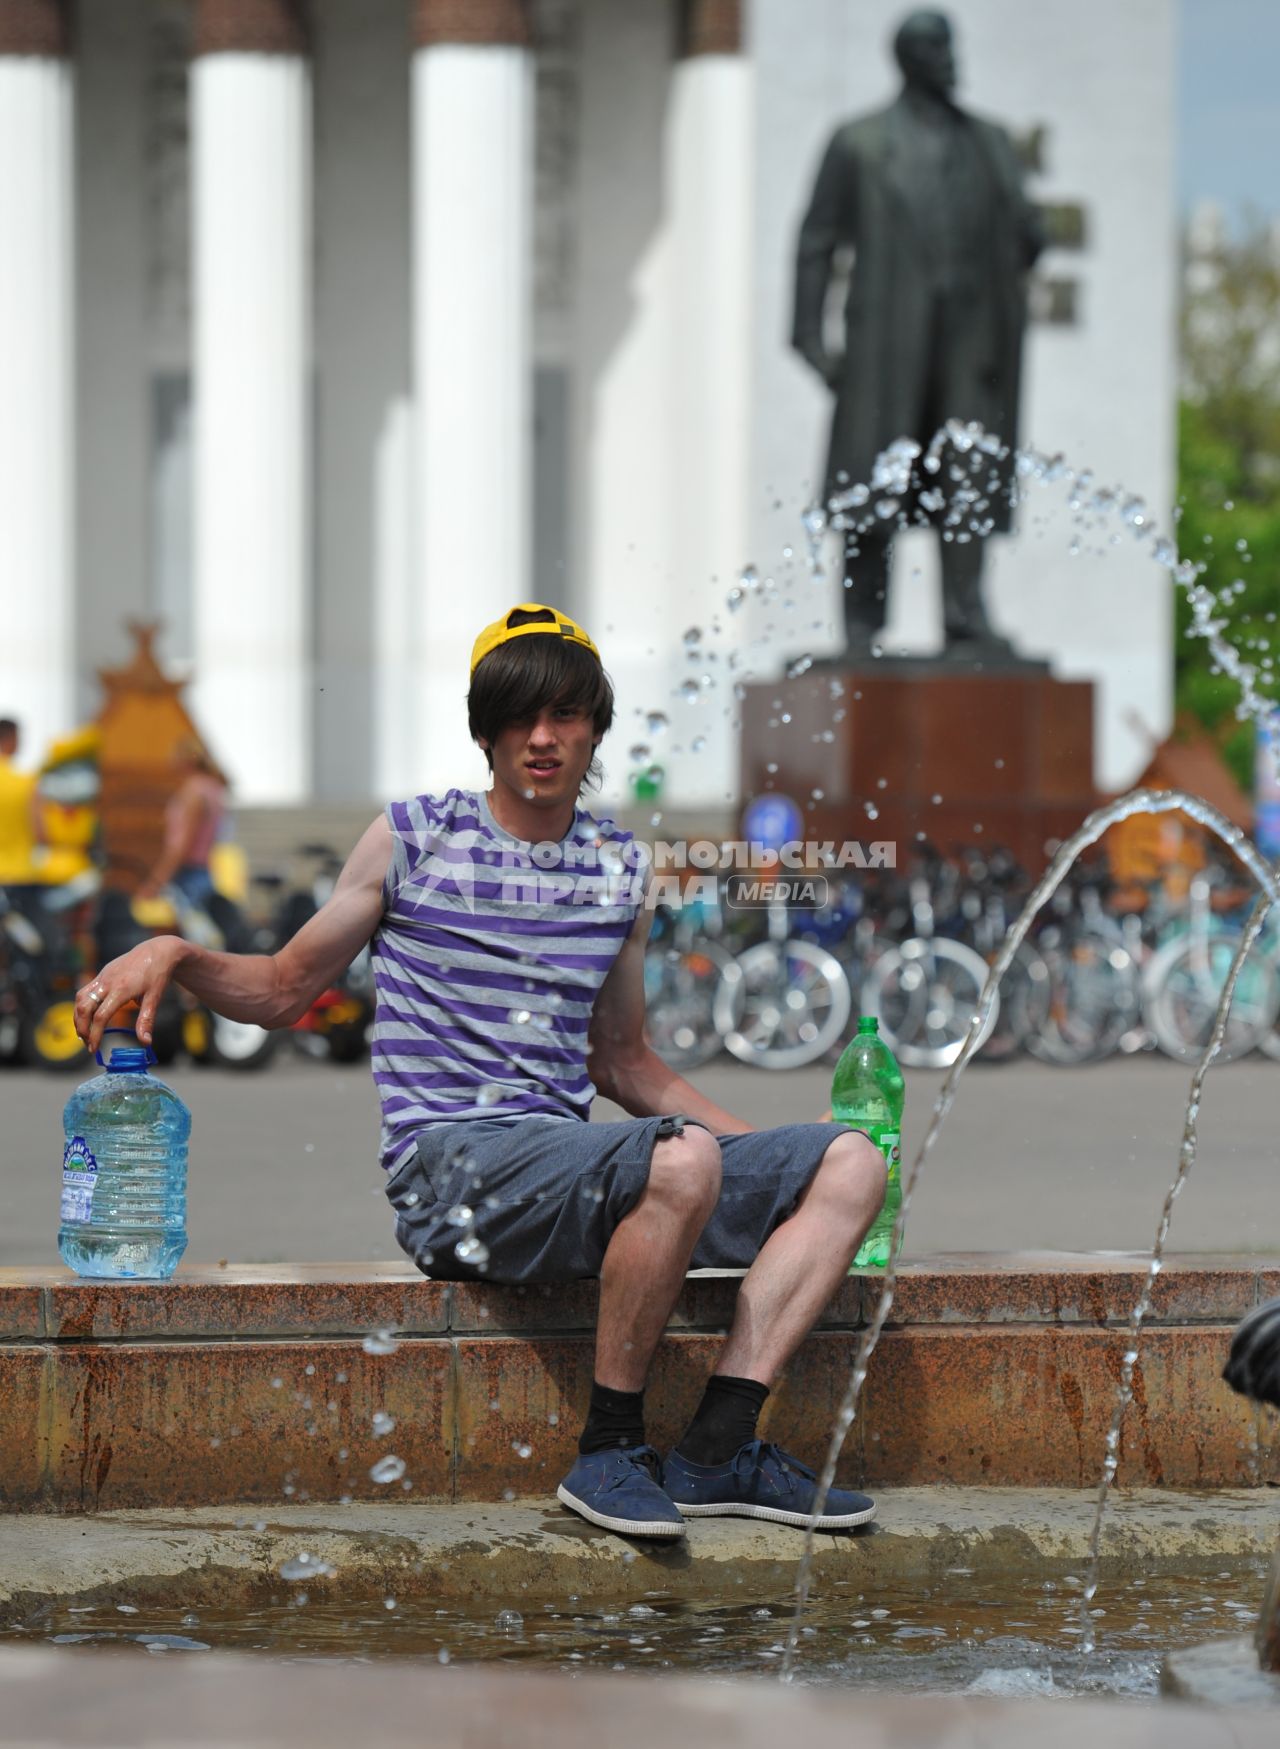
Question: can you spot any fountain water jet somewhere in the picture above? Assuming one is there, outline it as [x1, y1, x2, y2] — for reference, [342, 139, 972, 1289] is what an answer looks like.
[781, 789, 1280, 1680]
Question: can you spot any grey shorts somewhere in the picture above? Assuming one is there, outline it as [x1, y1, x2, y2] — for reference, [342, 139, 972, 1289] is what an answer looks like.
[384, 1113, 860, 1284]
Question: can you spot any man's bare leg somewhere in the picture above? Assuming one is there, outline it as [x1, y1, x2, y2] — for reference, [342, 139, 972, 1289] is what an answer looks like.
[716, 1129, 885, 1386]
[558, 1126, 722, 1536]
[661, 1130, 885, 1527]
[593, 1125, 723, 1390]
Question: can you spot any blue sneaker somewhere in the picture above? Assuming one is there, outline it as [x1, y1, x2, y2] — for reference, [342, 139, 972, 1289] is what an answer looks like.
[663, 1439, 876, 1530]
[557, 1444, 687, 1538]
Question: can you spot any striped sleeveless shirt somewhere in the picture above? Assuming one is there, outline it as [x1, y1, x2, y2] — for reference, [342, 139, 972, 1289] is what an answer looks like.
[371, 788, 647, 1173]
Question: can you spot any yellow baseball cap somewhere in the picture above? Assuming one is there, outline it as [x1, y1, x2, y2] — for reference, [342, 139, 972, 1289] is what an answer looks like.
[469, 604, 600, 678]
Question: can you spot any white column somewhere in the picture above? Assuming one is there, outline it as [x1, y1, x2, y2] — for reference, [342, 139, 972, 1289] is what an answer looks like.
[666, 3, 753, 810]
[0, 2, 73, 759]
[573, 0, 676, 812]
[411, 1, 533, 793]
[191, 1, 310, 803]
[574, 0, 752, 816]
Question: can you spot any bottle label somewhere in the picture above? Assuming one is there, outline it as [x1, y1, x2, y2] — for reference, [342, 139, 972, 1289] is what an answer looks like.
[60, 1135, 99, 1224]
[878, 1132, 901, 1181]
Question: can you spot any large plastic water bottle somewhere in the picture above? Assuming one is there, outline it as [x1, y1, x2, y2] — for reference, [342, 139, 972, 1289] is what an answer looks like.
[831, 1016, 905, 1270]
[58, 1030, 190, 1280]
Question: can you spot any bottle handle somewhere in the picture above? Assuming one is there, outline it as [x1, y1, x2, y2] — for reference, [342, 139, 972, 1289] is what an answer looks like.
[95, 1027, 158, 1070]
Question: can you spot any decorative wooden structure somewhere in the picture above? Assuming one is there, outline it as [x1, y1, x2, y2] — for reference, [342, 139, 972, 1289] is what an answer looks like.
[95, 623, 213, 891]
[1103, 721, 1253, 892]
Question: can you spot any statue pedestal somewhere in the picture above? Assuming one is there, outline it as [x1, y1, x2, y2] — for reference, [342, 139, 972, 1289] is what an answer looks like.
[738, 662, 1096, 873]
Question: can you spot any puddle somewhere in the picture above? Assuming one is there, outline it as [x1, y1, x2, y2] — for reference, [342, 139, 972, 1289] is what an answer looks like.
[5, 1564, 1268, 1699]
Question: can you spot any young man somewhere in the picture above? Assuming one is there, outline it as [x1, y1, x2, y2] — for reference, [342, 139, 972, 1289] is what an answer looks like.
[75, 605, 886, 1539]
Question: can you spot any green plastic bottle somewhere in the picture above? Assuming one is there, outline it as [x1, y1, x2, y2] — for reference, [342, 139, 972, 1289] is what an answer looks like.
[831, 1016, 904, 1269]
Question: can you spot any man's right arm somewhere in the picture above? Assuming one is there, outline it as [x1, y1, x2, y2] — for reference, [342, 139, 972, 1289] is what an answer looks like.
[76, 815, 393, 1054]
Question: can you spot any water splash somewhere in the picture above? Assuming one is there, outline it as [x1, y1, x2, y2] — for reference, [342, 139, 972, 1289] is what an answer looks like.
[781, 787, 1280, 1681]
[799, 421, 1280, 759]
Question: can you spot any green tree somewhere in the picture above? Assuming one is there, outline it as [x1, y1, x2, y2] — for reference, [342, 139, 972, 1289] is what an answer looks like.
[1176, 217, 1280, 791]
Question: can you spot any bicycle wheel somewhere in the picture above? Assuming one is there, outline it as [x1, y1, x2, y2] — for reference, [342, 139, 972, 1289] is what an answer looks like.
[713, 939, 852, 1070]
[864, 937, 999, 1069]
[1028, 927, 1143, 1065]
[644, 939, 733, 1071]
[1145, 934, 1280, 1064]
[208, 1012, 280, 1071]
[977, 941, 1052, 1063]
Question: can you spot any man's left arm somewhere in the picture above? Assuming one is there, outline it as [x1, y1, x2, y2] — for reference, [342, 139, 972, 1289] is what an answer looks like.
[587, 903, 753, 1135]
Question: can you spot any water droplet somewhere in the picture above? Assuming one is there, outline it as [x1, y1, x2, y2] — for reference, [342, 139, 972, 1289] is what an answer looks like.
[369, 1455, 407, 1485]
[362, 1330, 399, 1356]
[680, 679, 701, 703]
[628, 743, 651, 764]
[455, 1233, 490, 1266]
[811, 787, 825, 801]
[646, 712, 668, 737]
[443, 1204, 474, 1227]
[372, 1411, 396, 1438]
[496, 1609, 524, 1632]
[691, 736, 706, 754]
[476, 1084, 502, 1108]
[683, 626, 702, 646]
[766, 761, 778, 774]
[931, 793, 943, 805]
[280, 1552, 333, 1581]
[864, 802, 879, 820]
[512, 1440, 533, 1459]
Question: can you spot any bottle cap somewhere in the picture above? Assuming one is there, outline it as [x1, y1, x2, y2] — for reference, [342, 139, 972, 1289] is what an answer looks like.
[857, 1016, 879, 1035]
[96, 1028, 156, 1073]
[104, 1047, 153, 1073]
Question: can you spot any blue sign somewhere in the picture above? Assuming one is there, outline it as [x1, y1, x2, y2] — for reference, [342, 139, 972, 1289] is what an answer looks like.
[1256, 716, 1280, 860]
[741, 792, 804, 852]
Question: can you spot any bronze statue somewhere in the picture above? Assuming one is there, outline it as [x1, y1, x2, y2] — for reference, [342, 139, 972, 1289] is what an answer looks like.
[792, 9, 1044, 660]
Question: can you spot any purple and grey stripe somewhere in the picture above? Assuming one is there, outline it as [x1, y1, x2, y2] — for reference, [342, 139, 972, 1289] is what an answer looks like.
[371, 788, 644, 1172]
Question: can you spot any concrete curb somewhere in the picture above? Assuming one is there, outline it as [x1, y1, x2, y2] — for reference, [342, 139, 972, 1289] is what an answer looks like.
[0, 1649, 1278, 1749]
[2, 1487, 1278, 1618]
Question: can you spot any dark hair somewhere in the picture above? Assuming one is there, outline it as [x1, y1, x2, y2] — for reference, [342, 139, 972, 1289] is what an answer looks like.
[0, 719, 17, 744]
[468, 610, 614, 790]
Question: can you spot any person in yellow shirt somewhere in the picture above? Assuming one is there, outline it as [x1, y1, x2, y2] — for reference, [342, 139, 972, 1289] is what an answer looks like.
[0, 718, 43, 896]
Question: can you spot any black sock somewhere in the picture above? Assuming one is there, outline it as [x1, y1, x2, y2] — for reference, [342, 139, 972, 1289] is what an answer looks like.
[675, 1375, 770, 1467]
[578, 1381, 647, 1455]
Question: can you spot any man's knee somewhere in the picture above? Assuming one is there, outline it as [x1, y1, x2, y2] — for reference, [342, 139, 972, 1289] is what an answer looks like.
[647, 1125, 722, 1220]
[816, 1128, 888, 1220]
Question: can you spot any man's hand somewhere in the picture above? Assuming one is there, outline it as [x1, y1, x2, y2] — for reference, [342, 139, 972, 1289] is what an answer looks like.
[75, 936, 189, 1055]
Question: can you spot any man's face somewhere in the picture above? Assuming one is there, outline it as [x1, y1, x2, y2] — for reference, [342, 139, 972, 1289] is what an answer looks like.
[0, 730, 16, 760]
[483, 701, 601, 818]
[897, 15, 957, 98]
